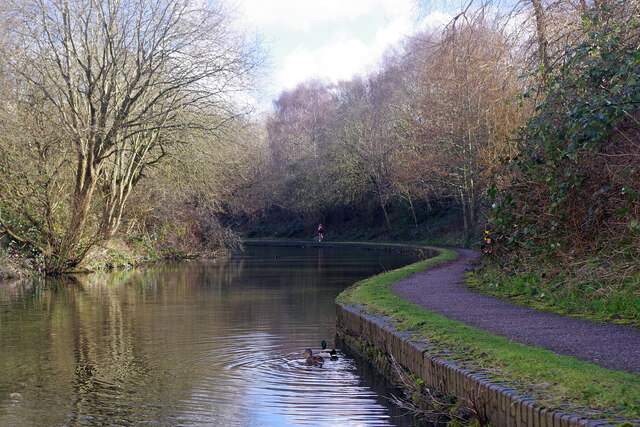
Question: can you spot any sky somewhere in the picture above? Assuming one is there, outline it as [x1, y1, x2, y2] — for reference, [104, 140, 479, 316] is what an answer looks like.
[233, 0, 455, 111]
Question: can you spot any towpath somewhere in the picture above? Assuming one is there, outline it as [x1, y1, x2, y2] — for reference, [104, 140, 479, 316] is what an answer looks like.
[392, 248, 640, 375]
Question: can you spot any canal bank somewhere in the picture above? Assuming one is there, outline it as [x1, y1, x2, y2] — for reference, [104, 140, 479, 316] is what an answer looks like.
[331, 244, 640, 426]
[337, 304, 610, 426]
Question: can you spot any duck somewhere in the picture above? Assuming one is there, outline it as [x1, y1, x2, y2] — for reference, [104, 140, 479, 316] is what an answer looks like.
[302, 348, 324, 366]
[318, 348, 338, 359]
[317, 340, 338, 360]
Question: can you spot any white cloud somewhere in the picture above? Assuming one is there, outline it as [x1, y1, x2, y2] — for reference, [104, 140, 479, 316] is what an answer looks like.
[372, 13, 414, 51]
[231, 0, 455, 109]
[270, 0, 420, 91]
[237, 0, 417, 31]
[417, 10, 454, 30]
[276, 39, 371, 90]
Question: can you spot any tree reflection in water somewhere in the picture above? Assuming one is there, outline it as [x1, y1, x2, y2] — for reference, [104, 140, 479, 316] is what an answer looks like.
[0, 246, 422, 426]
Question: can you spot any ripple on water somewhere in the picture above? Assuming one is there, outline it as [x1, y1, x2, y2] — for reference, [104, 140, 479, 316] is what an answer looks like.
[175, 334, 398, 425]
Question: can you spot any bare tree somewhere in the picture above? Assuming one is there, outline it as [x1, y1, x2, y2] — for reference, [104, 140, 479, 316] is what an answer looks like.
[265, 80, 337, 216]
[400, 16, 524, 231]
[0, 0, 258, 273]
[333, 76, 402, 231]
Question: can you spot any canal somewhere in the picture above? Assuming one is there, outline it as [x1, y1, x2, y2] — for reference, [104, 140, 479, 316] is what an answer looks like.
[0, 244, 421, 426]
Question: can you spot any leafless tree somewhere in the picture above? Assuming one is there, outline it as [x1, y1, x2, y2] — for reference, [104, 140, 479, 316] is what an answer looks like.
[400, 15, 524, 230]
[265, 80, 338, 215]
[333, 76, 403, 231]
[0, 0, 258, 273]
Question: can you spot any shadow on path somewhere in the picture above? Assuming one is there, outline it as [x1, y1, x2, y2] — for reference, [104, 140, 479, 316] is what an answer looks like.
[393, 248, 640, 375]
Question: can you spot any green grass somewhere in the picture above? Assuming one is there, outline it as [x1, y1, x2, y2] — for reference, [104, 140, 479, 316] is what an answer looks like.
[468, 263, 640, 326]
[337, 247, 640, 419]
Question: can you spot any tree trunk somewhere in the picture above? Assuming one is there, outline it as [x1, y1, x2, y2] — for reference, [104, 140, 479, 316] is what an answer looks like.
[47, 174, 98, 273]
[460, 189, 471, 231]
[100, 133, 157, 239]
[379, 193, 393, 232]
[406, 192, 418, 228]
[530, 0, 549, 70]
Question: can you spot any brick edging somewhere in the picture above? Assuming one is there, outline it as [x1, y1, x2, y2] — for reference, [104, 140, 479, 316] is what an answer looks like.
[336, 303, 632, 427]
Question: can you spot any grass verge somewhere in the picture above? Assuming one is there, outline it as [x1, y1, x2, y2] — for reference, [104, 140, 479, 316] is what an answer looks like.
[337, 247, 640, 420]
[467, 262, 640, 326]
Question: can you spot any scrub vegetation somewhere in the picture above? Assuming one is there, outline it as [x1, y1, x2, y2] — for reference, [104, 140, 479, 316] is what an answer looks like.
[467, 265, 640, 326]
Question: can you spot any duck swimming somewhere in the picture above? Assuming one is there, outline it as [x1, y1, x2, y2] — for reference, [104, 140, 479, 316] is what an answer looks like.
[318, 348, 337, 359]
[317, 340, 338, 360]
[302, 349, 324, 366]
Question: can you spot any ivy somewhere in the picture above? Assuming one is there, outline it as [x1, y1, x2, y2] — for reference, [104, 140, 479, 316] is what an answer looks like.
[491, 7, 640, 257]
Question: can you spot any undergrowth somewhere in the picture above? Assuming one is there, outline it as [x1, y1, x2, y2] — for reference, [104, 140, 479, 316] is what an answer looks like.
[468, 257, 640, 326]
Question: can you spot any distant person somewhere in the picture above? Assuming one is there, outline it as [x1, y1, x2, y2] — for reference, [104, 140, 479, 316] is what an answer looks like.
[317, 224, 324, 242]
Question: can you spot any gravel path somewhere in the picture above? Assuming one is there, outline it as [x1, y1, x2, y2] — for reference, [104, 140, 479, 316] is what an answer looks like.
[392, 248, 640, 375]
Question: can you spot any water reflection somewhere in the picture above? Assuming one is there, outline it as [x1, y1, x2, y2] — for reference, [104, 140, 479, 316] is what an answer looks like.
[0, 246, 419, 426]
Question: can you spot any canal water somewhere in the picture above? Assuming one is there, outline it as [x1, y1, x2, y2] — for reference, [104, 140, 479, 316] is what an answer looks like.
[0, 245, 422, 426]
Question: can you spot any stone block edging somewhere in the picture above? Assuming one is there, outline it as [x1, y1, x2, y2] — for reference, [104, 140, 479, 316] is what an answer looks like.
[336, 303, 631, 427]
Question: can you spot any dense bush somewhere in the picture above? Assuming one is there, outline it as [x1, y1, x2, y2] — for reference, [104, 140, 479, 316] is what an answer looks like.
[490, 8, 640, 263]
